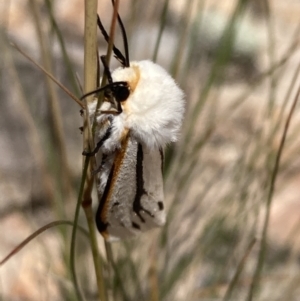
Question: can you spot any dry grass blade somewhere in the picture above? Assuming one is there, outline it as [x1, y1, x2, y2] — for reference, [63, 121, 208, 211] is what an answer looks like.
[28, 0, 76, 216]
[45, 0, 81, 96]
[223, 238, 256, 301]
[10, 42, 84, 108]
[247, 70, 300, 301]
[152, 0, 170, 62]
[0, 221, 88, 266]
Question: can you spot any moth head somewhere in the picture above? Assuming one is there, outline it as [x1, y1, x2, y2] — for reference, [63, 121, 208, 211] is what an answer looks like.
[111, 82, 130, 103]
[99, 80, 131, 112]
[100, 63, 140, 110]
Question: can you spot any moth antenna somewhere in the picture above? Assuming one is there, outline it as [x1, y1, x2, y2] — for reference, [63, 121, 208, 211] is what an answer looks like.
[80, 81, 127, 100]
[100, 55, 113, 84]
[97, 15, 127, 67]
[111, 0, 130, 67]
[96, 49, 100, 85]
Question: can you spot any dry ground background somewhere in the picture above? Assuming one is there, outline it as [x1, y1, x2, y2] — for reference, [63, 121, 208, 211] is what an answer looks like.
[1, 0, 300, 300]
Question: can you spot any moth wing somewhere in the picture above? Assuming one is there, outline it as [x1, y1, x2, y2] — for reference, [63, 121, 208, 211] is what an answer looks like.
[96, 133, 165, 241]
[138, 141, 165, 228]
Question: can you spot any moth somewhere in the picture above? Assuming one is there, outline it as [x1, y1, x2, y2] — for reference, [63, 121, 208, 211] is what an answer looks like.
[82, 12, 185, 241]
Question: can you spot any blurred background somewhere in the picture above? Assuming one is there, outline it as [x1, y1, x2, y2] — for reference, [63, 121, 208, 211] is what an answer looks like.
[1, 0, 300, 300]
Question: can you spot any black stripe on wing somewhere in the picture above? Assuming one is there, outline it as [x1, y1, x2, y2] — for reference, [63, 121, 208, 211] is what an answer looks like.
[95, 166, 114, 233]
[159, 147, 164, 173]
[133, 143, 154, 223]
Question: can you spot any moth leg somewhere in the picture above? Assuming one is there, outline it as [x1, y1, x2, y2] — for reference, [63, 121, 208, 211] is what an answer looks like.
[82, 140, 104, 157]
[91, 165, 102, 174]
[91, 154, 107, 174]
[82, 125, 112, 156]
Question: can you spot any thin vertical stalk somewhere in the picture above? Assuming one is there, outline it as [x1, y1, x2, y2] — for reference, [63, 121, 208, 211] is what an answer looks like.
[246, 77, 300, 301]
[91, 0, 120, 135]
[45, 0, 81, 96]
[105, 0, 120, 67]
[105, 243, 131, 301]
[149, 241, 160, 301]
[70, 157, 90, 301]
[83, 1, 121, 290]
[28, 0, 75, 209]
[81, 1, 108, 301]
[170, 0, 195, 79]
[76, 1, 121, 300]
[184, 0, 249, 148]
[152, 0, 170, 63]
[263, 0, 277, 116]
[222, 238, 256, 301]
[28, 0, 76, 283]
[2, 31, 56, 206]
